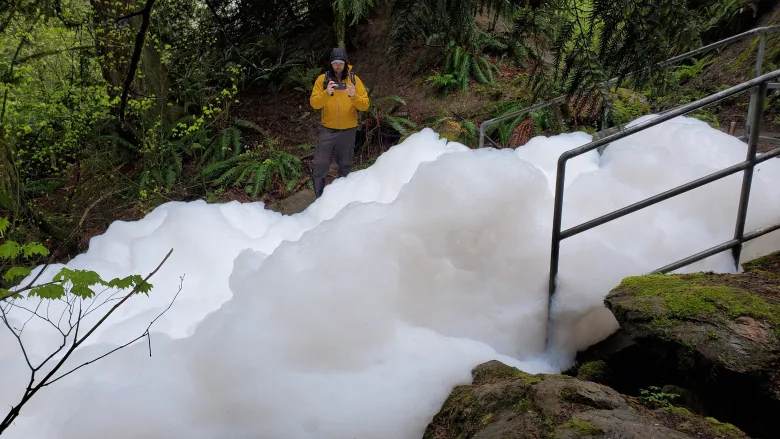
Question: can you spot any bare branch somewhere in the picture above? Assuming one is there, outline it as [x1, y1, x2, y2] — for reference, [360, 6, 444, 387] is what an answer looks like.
[143, 274, 184, 357]
[0, 249, 174, 433]
[16, 45, 93, 64]
[73, 301, 82, 343]
[0, 305, 33, 370]
[78, 189, 121, 228]
[18, 299, 42, 334]
[47, 273, 184, 385]
[82, 294, 124, 320]
[73, 249, 172, 348]
[7, 300, 65, 336]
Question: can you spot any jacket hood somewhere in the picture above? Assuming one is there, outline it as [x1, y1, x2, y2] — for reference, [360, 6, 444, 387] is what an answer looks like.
[329, 47, 348, 63]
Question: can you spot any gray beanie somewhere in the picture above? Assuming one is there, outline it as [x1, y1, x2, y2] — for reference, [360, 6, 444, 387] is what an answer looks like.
[330, 48, 348, 63]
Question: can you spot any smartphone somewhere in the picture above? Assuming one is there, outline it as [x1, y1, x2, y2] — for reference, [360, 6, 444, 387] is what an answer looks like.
[334, 82, 347, 90]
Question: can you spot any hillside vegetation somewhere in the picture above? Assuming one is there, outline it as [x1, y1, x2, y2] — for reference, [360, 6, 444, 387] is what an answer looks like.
[1, 0, 780, 267]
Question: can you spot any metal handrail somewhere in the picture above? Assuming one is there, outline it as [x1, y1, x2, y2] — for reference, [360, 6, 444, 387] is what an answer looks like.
[545, 69, 780, 349]
[478, 25, 780, 149]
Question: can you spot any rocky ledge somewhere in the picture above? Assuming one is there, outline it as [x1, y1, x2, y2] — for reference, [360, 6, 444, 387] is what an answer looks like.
[573, 250, 780, 438]
[422, 360, 747, 439]
[424, 250, 780, 439]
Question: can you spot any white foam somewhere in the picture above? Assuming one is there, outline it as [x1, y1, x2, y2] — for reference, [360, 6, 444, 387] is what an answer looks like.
[2, 118, 779, 438]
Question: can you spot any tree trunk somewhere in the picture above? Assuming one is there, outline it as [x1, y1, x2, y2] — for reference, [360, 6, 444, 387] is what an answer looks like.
[0, 133, 20, 214]
[335, 9, 346, 48]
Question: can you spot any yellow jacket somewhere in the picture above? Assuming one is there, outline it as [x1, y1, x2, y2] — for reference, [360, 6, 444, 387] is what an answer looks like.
[309, 66, 370, 130]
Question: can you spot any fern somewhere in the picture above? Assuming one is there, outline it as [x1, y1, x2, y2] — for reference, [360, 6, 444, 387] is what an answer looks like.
[203, 149, 302, 198]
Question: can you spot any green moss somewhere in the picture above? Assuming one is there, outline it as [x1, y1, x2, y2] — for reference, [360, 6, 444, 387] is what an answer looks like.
[576, 361, 609, 382]
[473, 363, 529, 382]
[559, 418, 604, 435]
[447, 387, 474, 409]
[615, 274, 780, 337]
[480, 413, 495, 425]
[705, 417, 742, 436]
[742, 250, 780, 274]
[472, 362, 543, 386]
[658, 407, 746, 439]
[514, 399, 533, 414]
[558, 385, 578, 402]
[663, 406, 693, 417]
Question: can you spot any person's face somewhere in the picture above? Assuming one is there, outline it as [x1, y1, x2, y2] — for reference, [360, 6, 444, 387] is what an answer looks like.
[331, 61, 345, 74]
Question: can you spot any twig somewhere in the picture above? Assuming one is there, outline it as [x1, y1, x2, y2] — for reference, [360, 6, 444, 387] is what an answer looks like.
[47, 273, 184, 385]
[78, 189, 121, 228]
[0, 249, 174, 433]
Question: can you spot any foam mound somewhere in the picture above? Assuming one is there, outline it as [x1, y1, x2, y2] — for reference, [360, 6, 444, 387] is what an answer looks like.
[2, 115, 780, 439]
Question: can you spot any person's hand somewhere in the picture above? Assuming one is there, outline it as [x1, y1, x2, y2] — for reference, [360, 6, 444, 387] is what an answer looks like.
[346, 83, 356, 97]
[326, 81, 337, 95]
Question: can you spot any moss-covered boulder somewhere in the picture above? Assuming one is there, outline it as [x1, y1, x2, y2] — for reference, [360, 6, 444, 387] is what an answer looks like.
[422, 360, 747, 439]
[588, 250, 780, 438]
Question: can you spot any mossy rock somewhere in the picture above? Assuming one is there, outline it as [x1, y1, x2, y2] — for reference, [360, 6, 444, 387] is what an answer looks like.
[422, 360, 748, 439]
[598, 250, 780, 438]
[266, 188, 315, 215]
[575, 361, 610, 384]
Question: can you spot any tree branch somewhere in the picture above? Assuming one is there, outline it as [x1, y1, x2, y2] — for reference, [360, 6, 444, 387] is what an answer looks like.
[114, 9, 147, 23]
[118, 0, 156, 122]
[0, 248, 174, 434]
[47, 273, 184, 385]
[15, 45, 93, 64]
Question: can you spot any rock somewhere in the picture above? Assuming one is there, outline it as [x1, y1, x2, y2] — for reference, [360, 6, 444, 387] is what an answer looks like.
[574, 360, 610, 384]
[266, 188, 315, 215]
[586, 250, 780, 438]
[422, 360, 747, 439]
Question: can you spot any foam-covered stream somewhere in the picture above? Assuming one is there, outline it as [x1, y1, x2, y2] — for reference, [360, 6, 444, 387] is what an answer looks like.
[2, 115, 780, 438]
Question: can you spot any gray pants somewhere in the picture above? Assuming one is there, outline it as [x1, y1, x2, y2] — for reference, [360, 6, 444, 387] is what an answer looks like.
[312, 126, 356, 198]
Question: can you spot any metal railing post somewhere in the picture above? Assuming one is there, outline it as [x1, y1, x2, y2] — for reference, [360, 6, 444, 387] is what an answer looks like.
[545, 146, 570, 348]
[548, 161, 568, 297]
[601, 83, 611, 130]
[542, 69, 780, 353]
[732, 82, 768, 269]
[745, 34, 766, 141]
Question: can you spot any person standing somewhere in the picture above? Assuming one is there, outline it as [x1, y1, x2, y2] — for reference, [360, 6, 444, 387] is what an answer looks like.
[309, 48, 370, 198]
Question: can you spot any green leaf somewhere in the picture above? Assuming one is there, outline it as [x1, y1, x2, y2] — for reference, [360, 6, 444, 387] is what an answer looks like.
[22, 242, 50, 258]
[29, 283, 66, 299]
[4, 266, 32, 282]
[0, 288, 18, 300]
[0, 217, 9, 235]
[107, 275, 136, 289]
[55, 268, 104, 287]
[0, 241, 23, 260]
[71, 285, 96, 298]
[133, 276, 153, 295]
